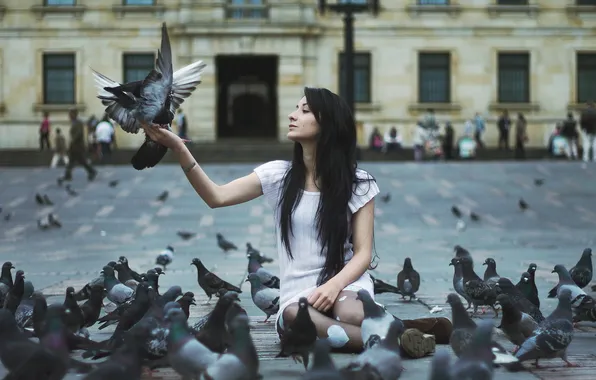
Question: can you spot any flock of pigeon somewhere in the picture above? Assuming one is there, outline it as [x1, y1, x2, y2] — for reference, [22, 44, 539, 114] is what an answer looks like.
[0, 227, 593, 379]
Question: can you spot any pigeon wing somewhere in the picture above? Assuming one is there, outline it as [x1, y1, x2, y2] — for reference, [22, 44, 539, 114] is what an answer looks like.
[91, 70, 143, 133]
[535, 319, 574, 354]
[569, 266, 592, 288]
[169, 61, 207, 114]
[410, 270, 421, 293]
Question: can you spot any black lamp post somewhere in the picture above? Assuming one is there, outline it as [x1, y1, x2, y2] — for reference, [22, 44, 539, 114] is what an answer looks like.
[318, 1, 380, 116]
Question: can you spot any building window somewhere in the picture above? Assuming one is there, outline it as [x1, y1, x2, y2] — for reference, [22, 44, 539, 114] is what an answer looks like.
[123, 0, 155, 5]
[496, 0, 528, 5]
[576, 0, 596, 5]
[418, 53, 450, 103]
[339, 52, 372, 104]
[43, 53, 76, 105]
[45, 0, 75, 5]
[123, 53, 155, 84]
[417, 0, 449, 4]
[497, 52, 530, 103]
[227, 0, 267, 19]
[577, 53, 596, 103]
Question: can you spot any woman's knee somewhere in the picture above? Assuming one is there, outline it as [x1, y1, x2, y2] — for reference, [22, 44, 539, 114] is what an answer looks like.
[332, 291, 365, 326]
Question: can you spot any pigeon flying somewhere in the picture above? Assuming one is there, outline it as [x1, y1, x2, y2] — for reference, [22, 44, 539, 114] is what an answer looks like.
[155, 245, 174, 271]
[92, 22, 206, 170]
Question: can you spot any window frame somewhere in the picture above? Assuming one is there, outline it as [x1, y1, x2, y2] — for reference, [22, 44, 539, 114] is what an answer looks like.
[42, 52, 76, 105]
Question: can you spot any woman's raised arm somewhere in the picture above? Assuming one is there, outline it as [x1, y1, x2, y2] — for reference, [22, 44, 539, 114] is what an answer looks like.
[142, 124, 263, 209]
[175, 144, 263, 209]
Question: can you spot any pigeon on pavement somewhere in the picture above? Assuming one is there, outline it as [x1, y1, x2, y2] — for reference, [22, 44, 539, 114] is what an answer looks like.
[514, 288, 577, 368]
[102, 266, 134, 305]
[218, 233, 238, 253]
[340, 319, 404, 380]
[371, 275, 401, 295]
[247, 251, 279, 289]
[357, 289, 404, 346]
[300, 339, 344, 380]
[495, 277, 544, 323]
[246, 273, 279, 323]
[548, 249, 593, 294]
[449, 321, 497, 380]
[397, 257, 420, 301]
[276, 297, 317, 369]
[191, 258, 242, 303]
[155, 245, 174, 271]
[482, 258, 500, 286]
[515, 271, 540, 309]
[496, 293, 539, 350]
[460, 256, 498, 316]
[449, 258, 472, 310]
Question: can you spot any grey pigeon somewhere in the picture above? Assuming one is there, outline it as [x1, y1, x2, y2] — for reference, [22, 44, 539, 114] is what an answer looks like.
[301, 339, 343, 380]
[245, 273, 279, 322]
[429, 349, 453, 380]
[496, 294, 538, 350]
[166, 307, 218, 378]
[340, 319, 404, 380]
[102, 265, 134, 305]
[397, 257, 420, 301]
[449, 321, 497, 380]
[547, 264, 589, 309]
[177, 230, 197, 240]
[218, 233, 238, 253]
[247, 251, 279, 289]
[0, 262, 14, 306]
[246, 243, 274, 263]
[92, 23, 206, 170]
[449, 258, 472, 310]
[482, 258, 500, 286]
[460, 256, 498, 316]
[514, 288, 577, 368]
[155, 245, 174, 271]
[357, 289, 404, 346]
[548, 249, 592, 297]
[276, 297, 317, 369]
[201, 314, 257, 380]
[192, 258, 242, 303]
[494, 278, 544, 323]
[446, 293, 477, 357]
[14, 282, 36, 329]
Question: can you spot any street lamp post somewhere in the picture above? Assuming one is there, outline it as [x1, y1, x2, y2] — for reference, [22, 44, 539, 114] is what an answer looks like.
[318, 1, 380, 116]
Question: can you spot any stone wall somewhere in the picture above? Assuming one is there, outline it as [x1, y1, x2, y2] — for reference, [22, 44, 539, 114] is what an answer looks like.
[0, 1, 594, 148]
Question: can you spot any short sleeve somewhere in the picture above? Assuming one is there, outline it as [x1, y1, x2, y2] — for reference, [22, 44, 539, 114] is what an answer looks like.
[348, 169, 380, 214]
[253, 160, 290, 208]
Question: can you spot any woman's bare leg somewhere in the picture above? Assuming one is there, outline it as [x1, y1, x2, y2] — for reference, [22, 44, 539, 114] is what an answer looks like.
[280, 301, 364, 352]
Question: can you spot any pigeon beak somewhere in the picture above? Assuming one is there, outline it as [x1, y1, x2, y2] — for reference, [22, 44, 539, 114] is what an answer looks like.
[494, 301, 501, 307]
[10, 266, 15, 270]
[245, 278, 249, 283]
[191, 299, 197, 305]
[551, 270, 556, 273]
[482, 262, 487, 266]
[448, 262, 453, 266]
[99, 270, 104, 274]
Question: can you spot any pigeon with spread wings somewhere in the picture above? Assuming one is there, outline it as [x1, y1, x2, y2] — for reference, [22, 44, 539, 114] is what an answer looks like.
[91, 22, 206, 170]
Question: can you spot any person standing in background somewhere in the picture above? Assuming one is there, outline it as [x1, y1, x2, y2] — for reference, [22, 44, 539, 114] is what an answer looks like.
[58, 109, 97, 185]
[514, 113, 528, 159]
[176, 108, 188, 140]
[497, 110, 511, 150]
[95, 114, 115, 164]
[580, 101, 596, 162]
[560, 112, 579, 160]
[473, 112, 485, 148]
[50, 128, 68, 168]
[39, 112, 51, 151]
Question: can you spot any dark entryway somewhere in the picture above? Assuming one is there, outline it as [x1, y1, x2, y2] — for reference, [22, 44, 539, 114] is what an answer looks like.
[216, 55, 278, 139]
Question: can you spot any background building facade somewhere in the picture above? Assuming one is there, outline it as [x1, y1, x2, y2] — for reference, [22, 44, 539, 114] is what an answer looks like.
[0, 0, 595, 149]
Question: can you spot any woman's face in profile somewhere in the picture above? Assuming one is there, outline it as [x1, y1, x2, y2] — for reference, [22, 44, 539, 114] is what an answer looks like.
[287, 96, 319, 142]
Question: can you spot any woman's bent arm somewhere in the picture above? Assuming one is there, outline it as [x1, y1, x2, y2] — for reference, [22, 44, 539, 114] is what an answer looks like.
[173, 143, 263, 208]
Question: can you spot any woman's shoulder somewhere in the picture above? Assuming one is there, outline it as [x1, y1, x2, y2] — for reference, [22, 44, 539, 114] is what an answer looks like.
[350, 167, 380, 213]
[253, 160, 290, 185]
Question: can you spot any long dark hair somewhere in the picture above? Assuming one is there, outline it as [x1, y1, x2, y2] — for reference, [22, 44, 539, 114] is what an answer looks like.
[278, 87, 377, 286]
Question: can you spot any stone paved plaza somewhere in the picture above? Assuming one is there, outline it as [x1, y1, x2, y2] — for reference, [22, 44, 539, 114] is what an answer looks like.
[1, 161, 596, 379]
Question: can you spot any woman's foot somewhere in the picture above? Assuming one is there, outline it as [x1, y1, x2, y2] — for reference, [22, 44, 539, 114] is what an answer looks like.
[400, 328, 436, 359]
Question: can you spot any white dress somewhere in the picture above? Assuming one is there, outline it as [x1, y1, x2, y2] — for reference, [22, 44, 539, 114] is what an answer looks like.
[253, 160, 380, 328]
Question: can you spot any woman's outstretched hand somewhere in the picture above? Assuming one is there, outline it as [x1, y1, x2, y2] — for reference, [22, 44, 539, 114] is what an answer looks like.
[141, 122, 188, 151]
[308, 281, 342, 313]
